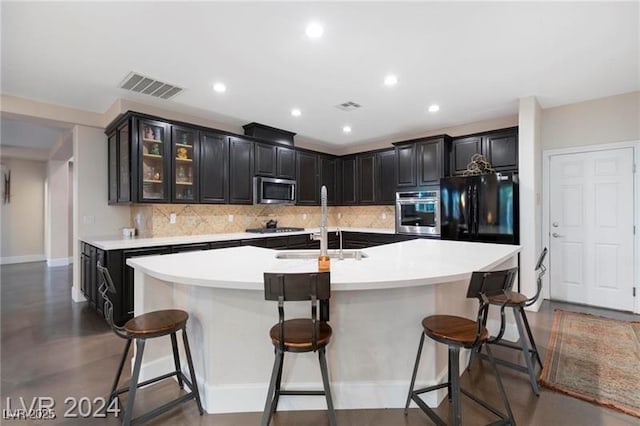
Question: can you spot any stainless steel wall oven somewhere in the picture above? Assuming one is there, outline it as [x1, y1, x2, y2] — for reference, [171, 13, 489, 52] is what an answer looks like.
[395, 190, 440, 236]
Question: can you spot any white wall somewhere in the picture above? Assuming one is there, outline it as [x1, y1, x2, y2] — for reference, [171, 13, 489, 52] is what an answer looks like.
[518, 97, 543, 310]
[45, 159, 71, 266]
[0, 157, 46, 264]
[72, 125, 130, 301]
[542, 91, 640, 149]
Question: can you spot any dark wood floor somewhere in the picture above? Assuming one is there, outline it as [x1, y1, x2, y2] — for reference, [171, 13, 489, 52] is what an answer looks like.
[1, 262, 639, 425]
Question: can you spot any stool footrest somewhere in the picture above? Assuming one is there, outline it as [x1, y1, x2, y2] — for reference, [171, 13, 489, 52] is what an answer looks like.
[131, 392, 196, 425]
[279, 390, 325, 396]
[111, 370, 186, 398]
[412, 382, 449, 395]
[478, 352, 534, 374]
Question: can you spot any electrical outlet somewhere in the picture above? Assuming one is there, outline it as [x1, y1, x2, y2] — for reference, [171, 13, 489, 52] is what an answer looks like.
[303, 214, 307, 220]
[381, 213, 387, 220]
[337, 212, 342, 219]
[169, 213, 176, 224]
[228, 214, 234, 222]
[82, 215, 94, 225]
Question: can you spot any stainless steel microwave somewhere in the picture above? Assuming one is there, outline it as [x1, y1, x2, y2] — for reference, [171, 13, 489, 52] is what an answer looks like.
[254, 177, 296, 205]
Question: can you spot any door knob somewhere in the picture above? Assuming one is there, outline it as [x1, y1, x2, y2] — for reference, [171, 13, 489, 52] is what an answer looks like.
[552, 222, 559, 228]
[552, 232, 564, 238]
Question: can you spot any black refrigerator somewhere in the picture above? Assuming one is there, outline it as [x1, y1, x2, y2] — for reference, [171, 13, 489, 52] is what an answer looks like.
[439, 173, 519, 245]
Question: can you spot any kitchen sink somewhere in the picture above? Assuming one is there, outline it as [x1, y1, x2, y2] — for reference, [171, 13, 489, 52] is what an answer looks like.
[275, 249, 368, 260]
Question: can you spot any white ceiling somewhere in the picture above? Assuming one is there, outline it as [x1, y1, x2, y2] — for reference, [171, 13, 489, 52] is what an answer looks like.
[1, 2, 638, 147]
[0, 118, 67, 150]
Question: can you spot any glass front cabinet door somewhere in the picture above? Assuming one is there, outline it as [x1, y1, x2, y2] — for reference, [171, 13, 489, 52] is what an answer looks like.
[138, 118, 170, 202]
[171, 125, 199, 202]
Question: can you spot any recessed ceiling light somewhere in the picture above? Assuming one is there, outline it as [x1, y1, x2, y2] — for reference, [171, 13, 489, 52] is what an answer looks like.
[213, 82, 226, 93]
[428, 104, 440, 112]
[305, 22, 324, 39]
[384, 75, 398, 86]
[342, 126, 352, 134]
[291, 108, 301, 117]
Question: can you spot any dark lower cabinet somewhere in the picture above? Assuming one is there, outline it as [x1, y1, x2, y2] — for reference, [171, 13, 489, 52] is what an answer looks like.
[229, 137, 254, 204]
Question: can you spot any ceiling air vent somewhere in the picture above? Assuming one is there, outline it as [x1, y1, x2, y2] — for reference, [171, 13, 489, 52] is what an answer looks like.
[119, 72, 184, 100]
[335, 101, 362, 112]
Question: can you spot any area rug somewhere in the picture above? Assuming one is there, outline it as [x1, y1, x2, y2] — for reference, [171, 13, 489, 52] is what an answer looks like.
[539, 310, 640, 418]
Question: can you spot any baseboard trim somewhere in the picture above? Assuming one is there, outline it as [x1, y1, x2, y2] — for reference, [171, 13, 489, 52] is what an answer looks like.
[0, 255, 45, 265]
[139, 355, 454, 414]
[71, 286, 86, 303]
[47, 257, 73, 267]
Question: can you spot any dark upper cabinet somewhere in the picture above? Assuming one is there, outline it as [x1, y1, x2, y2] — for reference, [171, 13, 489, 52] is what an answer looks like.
[396, 144, 417, 188]
[417, 139, 445, 186]
[228, 137, 254, 204]
[376, 149, 396, 204]
[451, 136, 482, 175]
[394, 136, 450, 190]
[451, 128, 518, 175]
[319, 155, 338, 205]
[358, 153, 376, 204]
[254, 143, 277, 177]
[200, 131, 229, 204]
[255, 143, 296, 180]
[138, 118, 171, 203]
[296, 151, 319, 205]
[107, 120, 135, 205]
[341, 156, 358, 205]
[483, 130, 518, 171]
[171, 125, 199, 203]
[277, 146, 296, 179]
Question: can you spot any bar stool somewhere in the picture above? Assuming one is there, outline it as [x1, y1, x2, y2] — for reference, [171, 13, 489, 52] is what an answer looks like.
[96, 262, 204, 425]
[405, 268, 518, 426]
[472, 248, 547, 395]
[261, 271, 336, 426]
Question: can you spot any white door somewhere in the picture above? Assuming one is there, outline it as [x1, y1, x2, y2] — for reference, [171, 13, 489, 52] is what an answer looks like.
[549, 148, 635, 311]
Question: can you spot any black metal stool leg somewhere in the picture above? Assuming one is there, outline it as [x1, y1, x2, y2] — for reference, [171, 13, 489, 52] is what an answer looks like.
[109, 339, 131, 405]
[170, 332, 184, 389]
[123, 339, 145, 426]
[513, 308, 540, 395]
[404, 332, 425, 414]
[319, 347, 337, 426]
[485, 344, 515, 425]
[449, 347, 461, 426]
[262, 349, 283, 426]
[520, 307, 542, 369]
[182, 328, 204, 415]
[271, 349, 284, 412]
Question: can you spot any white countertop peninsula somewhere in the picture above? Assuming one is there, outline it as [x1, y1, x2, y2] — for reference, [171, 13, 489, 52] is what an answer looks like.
[127, 239, 520, 414]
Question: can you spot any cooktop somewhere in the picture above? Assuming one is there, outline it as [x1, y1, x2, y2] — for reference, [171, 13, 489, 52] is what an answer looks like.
[245, 227, 305, 234]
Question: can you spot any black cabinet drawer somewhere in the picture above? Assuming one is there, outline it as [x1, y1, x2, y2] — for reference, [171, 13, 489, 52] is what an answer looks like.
[172, 243, 210, 253]
[210, 240, 241, 250]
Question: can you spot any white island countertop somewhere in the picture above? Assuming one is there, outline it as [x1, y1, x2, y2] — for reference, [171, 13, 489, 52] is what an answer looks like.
[83, 227, 395, 250]
[126, 238, 521, 291]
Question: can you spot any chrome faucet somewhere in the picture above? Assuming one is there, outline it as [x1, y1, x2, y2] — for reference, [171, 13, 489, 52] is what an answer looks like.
[336, 228, 344, 260]
[312, 186, 328, 256]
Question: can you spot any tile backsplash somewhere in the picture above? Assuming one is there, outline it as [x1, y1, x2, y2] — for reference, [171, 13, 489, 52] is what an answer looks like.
[131, 204, 395, 237]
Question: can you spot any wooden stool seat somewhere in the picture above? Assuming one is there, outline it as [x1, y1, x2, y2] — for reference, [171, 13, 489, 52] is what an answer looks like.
[269, 319, 332, 350]
[423, 315, 489, 348]
[124, 309, 188, 338]
[405, 268, 519, 426]
[96, 263, 203, 426]
[487, 291, 527, 306]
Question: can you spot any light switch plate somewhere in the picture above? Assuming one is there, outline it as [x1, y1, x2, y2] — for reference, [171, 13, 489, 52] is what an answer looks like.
[169, 213, 176, 224]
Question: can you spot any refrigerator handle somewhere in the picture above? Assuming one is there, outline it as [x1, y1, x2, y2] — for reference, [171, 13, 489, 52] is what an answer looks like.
[472, 181, 478, 237]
